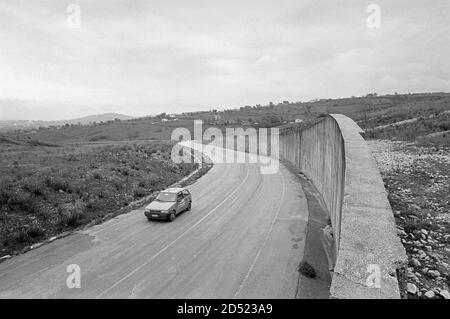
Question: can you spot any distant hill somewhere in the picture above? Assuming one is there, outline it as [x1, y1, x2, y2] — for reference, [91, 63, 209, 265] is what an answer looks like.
[0, 113, 133, 132]
[58, 113, 133, 125]
[2, 92, 449, 144]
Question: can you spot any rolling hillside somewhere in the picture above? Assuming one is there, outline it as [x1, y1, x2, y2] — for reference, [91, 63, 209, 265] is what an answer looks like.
[0, 113, 133, 132]
[1, 92, 449, 145]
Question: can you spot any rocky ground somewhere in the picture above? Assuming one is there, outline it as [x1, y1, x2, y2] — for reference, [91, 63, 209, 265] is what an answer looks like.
[369, 140, 450, 299]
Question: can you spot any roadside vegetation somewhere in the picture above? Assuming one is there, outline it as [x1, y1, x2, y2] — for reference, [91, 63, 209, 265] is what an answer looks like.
[0, 141, 197, 258]
[365, 111, 450, 148]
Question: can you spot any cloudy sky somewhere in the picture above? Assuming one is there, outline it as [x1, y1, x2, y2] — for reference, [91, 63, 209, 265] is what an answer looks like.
[0, 0, 449, 120]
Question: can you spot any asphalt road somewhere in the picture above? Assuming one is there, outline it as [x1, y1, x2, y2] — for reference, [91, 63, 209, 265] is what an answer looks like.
[0, 147, 309, 298]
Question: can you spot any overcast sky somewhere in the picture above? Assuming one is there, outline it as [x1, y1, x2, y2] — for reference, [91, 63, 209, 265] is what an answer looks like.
[0, 0, 449, 120]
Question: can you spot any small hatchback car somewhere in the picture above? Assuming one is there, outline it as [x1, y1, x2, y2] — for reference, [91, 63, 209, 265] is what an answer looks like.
[144, 187, 192, 221]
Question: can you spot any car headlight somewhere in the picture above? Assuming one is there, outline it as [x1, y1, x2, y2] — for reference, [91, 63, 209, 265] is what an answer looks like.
[161, 210, 168, 213]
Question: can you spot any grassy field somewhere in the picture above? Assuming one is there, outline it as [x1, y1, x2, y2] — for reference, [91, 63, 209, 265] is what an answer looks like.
[0, 140, 197, 258]
[365, 111, 450, 147]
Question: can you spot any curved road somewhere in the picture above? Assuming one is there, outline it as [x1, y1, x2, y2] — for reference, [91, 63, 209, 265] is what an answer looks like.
[0, 149, 309, 298]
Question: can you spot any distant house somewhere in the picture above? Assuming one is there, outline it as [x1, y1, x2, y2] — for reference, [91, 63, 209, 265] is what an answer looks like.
[295, 119, 303, 123]
[161, 118, 169, 122]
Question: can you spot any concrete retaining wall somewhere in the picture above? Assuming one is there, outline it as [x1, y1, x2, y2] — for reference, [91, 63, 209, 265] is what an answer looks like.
[279, 114, 406, 299]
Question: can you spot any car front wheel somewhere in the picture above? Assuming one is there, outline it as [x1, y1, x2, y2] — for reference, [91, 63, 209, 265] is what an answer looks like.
[186, 202, 191, 211]
[168, 212, 176, 222]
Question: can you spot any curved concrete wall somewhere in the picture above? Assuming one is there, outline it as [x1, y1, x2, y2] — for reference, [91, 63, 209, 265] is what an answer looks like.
[279, 114, 406, 299]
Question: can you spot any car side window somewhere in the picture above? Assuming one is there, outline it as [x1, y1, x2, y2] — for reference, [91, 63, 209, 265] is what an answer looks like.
[177, 193, 183, 201]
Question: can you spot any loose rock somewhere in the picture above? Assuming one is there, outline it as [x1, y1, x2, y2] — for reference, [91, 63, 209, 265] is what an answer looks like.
[406, 283, 417, 295]
[439, 290, 450, 299]
[410, 258, 421, 267]
[424, 290, 435, 299]
[427, 270, 440, 278]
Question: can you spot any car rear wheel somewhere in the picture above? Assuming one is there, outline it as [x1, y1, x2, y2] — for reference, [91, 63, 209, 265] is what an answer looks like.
[168, 212, 176, 222]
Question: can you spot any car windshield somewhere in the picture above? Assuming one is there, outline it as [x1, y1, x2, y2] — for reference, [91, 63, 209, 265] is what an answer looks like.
[156, 192, 177, 202]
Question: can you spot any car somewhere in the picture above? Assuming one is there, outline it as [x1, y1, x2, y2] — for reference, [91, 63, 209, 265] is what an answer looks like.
[144, 187, 192, 222]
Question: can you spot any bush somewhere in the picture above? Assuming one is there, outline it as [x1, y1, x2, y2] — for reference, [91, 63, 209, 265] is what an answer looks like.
[7, 192, 32, 210]
[118, 168, 130, 176]
[133, 188, 147, 199]
[23, 180, 46, 197]
[138, 180, 147, 188]
[89, 135, 109, 142]
[13, 229, 29, 244]
[65, 154, 79, 161]
[45, 177, 72, 192]
[85, 199, 102, 211]
[27, 226, 45, 239]
[113, 180, 124, 191]
[298, 261, 316, 278]
[0, 187, 13, 206]
[92, 172, 102, 180]
[58, 202, 87, 228]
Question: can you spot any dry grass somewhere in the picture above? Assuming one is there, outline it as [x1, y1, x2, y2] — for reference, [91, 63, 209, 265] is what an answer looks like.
[0, 141, 197, 257]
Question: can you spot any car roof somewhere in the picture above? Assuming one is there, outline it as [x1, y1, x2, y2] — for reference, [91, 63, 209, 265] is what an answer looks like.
[161, 187, 188, 194]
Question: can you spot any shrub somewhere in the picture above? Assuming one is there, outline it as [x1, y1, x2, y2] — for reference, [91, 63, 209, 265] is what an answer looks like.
[85, 199, 102, 211]
[138, 180, 147, 188]
[298, 261, 316, 278]
[0, 187, 13, 206]
[92, 171, 102, 180]
[45, 177, 72, 192]
[133, 188, 147, 199]
[65, 154, 79, 161]
[6, 192, 36, 212]
[13, 229, 29, 244]
[89, 135, 109, 142]
[58, 201, 87, 228]
[118, 168, 130, 176]
[113, 180, 124, 191]
[23, 180, 46, 197]
[27, 226, 45, 239]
